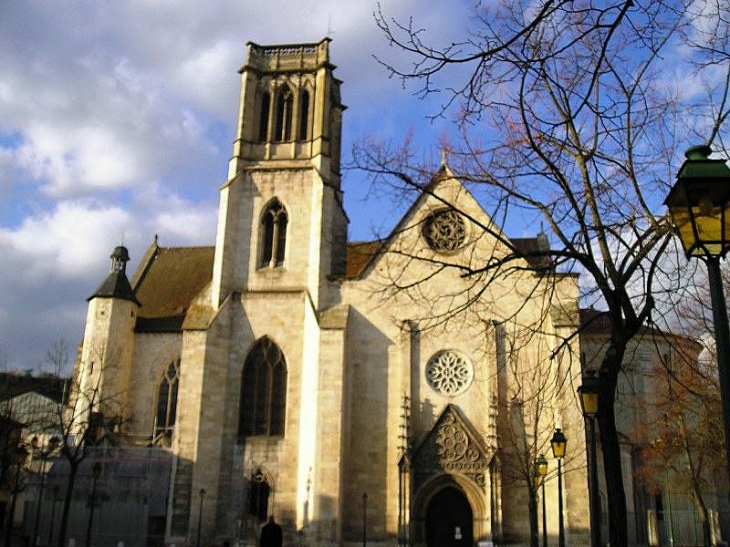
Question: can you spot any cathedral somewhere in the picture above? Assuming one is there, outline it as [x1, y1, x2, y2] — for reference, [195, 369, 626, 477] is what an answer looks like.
[73, 39, 591, 546]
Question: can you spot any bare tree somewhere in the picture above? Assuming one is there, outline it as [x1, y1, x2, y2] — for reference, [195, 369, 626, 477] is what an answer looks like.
[633, 365, 723, 547]
[45, 342, 125, 547]
[494, 321, 564, 547]
[353, 2, 730, 546]
[0, 397, 27, 547]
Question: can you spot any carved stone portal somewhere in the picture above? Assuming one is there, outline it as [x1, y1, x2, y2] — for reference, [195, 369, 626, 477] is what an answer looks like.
[412, 405, 492, 493]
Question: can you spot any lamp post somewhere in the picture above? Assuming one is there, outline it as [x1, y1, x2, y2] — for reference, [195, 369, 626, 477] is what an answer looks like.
[578, 371, 602, 547]
[535, 454, 548, 547]
[665, 144, 730, 486]
[196, 488, 206, 547]
[85, 462, 101, 547]
[32, 437, 59, 547]
[48, 484, 59, 547]
[3, 445, 28, 547]
[362, 492, 368, 547]
[551, 428, 567, 547]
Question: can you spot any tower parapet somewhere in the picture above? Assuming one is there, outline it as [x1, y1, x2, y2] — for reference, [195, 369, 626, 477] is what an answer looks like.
[244, 40, 332, 72]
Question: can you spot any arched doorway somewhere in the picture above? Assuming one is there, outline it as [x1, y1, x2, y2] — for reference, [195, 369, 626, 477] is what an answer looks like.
[426, 486, 474, 547]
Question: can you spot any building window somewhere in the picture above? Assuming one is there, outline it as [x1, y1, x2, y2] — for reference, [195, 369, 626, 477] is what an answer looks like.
[154, 359, 180, 439]
[423, 209, 467, 252]
[258, 90, 270, 143]
[260, 200, 287, 267]
[426, 350, 474, 396]
[298, 88, 310, 141]
[239, 337, 287, 438]
[274, 87, 294, 142]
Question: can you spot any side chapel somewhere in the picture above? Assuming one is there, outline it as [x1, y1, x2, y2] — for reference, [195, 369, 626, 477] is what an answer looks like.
[74, 39, 590, 546]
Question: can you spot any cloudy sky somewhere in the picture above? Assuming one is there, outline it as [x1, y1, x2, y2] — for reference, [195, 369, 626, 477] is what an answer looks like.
[0, 1, 475, 373]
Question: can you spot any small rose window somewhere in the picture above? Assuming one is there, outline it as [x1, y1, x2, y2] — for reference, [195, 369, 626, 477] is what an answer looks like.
[423, 209, 466, 252]
[426, 350, 474, 396]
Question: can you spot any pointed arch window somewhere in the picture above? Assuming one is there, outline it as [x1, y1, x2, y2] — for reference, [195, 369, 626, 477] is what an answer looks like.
[258, 90, 271, 143]
[298, 88, 310, 141]
[261, 200, 287, 268]
[154, 359, 180, 439]
[274, 87, 294, 142]
[239, 337, 287, 438]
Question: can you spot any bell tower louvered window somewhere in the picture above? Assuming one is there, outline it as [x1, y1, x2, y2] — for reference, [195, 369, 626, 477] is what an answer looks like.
[257, 90, 271, 143]
[274, 87, 294, 142]
[298, 88, 310, 141]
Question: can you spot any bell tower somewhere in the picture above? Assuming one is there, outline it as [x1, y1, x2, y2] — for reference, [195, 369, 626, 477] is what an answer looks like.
[212, 39, 348, 309]
[228, 39, 344, 180]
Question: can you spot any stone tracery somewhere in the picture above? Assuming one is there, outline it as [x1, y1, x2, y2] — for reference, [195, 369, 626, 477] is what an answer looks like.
[423, 209, 467, 252]
[426, 350, 474, 396]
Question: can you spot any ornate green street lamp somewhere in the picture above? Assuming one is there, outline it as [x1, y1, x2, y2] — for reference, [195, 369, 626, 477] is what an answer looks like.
[664, 144, 730, 485]
[551, 428, 567, 547]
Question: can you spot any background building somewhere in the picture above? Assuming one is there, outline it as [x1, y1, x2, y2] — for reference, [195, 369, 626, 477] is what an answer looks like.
[581, 309, 729, 546]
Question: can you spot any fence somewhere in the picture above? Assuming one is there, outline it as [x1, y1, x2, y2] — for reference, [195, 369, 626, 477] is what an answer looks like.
[21, 446, 172, 547]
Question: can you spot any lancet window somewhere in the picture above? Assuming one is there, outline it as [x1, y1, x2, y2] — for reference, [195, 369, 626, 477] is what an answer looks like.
[239, 337, 287, 438]
[274, 86, 294, 142]
[260, 200, 287, 268]
[258, 90, 271, 143]
[298, 88, 310, 140]
[154, 359, 180, 439]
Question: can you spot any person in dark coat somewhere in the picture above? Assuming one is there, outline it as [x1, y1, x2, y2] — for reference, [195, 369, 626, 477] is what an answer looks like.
[260, 516, 282, 547]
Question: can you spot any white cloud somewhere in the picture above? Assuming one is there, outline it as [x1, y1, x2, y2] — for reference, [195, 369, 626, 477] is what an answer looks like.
[0, 200, 134, 281]
[0, 0, 474, 371]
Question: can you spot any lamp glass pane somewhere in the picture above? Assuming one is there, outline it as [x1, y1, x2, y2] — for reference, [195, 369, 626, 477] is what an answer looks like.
[581, 392, 599, 416]
[667, 177, 730, 258]
[551, 440, 566, 459]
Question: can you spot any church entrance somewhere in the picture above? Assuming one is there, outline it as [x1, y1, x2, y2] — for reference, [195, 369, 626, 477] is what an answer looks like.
[425, 486, 473, 547]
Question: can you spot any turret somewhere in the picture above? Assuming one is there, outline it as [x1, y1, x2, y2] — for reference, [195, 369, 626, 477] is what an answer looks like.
[74, 246, 139, 434]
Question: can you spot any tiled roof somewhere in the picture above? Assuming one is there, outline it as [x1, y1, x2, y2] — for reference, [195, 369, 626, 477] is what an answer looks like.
[88, 271, 139, 304]
[132, 245, 215, 331]
[345, 241, 381, 279]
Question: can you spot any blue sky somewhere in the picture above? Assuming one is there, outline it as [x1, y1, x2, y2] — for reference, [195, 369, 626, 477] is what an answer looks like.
[0, 1, 479, 372]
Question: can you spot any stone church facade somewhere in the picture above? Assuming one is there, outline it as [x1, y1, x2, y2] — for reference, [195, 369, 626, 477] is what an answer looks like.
[74, 39, 591, 546]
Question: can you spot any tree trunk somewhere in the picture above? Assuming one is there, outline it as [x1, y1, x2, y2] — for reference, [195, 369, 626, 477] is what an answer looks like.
[598, 388, 629, 547]
[529, 486, 539, 547]
[57, 463, 78, 547]
[693, 491, 712, 547]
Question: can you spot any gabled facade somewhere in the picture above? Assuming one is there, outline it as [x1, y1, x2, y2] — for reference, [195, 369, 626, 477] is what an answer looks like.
[71, 40, 590, 547]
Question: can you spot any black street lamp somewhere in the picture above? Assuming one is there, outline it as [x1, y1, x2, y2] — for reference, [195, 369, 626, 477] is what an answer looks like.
[578, 372, 601, 547]
[48, 484, 59, 547]
[551, 428, 567, 547]
[196, 488, 206, 547]
[31, 437, 59, 547]
[85, 462, 101, 547]
[535, 454, 548, 547]
[3, 445, 28, 547]
[665, 144, 730, 486]
[362, 492, 368, 547]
